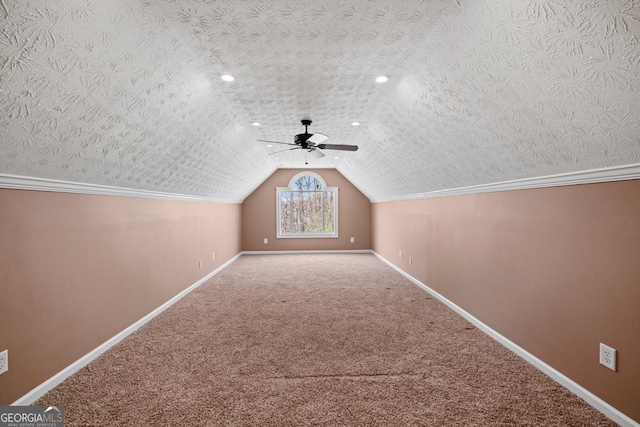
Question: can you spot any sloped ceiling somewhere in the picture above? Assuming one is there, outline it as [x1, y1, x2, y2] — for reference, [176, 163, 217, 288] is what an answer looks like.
[1, 0, 639, 202]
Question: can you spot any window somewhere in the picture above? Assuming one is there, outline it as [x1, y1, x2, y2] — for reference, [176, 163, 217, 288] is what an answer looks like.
[277, 172, 338, 238]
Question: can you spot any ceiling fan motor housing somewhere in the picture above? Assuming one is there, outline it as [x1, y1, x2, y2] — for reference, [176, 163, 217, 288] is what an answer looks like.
[295, 133, 311, 148]
[295, 119, 313, 148]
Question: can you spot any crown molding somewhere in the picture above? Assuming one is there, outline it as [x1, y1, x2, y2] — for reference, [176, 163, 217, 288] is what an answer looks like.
[372, 163, 640, 203]
[0, 174, 241, 203]
[4, 163, 639, 205]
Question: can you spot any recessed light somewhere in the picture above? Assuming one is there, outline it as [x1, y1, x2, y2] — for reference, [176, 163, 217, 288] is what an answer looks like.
[274, 157, 279, 160]
[266, 144, 273, 147]
[221, 74, 235, 82]
[252, 122, 261, 126]
[375, 76, 388, 83]
[351, 122, 360, 126]
[334, 157, 339, 160]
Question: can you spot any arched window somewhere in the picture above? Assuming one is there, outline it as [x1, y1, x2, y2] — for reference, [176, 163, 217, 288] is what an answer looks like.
[276, 172, 338, 238]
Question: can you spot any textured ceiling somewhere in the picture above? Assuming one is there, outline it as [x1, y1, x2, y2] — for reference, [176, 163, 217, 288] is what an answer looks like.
[1, 0, 639, 201]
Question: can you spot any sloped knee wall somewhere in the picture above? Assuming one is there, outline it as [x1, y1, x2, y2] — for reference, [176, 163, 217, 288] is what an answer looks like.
[0, 189, 241, 405]
[372, 180, 640, 423]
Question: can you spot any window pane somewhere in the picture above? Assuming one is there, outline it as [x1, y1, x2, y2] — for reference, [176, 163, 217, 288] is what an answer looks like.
[280, 191, 292, 234]
[291, 191, 303, 233]
[293, 175, 322, 191]
[324, 191, 334, 233]
[288, 191, 324, 233]
[305, 191, 324, 233]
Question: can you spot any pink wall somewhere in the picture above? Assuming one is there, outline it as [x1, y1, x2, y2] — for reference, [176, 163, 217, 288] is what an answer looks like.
[242, 169, 371, 251]
[0, 189, 242, 405]
[3, 175, 637, 422]
[372, 180, 640, 422]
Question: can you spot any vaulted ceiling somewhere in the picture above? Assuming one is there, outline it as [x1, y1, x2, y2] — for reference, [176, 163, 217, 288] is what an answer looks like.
[1, 0, 639, 202]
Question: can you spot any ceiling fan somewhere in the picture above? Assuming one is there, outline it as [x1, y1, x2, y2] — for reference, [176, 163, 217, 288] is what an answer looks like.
[259, 119, 359, 160]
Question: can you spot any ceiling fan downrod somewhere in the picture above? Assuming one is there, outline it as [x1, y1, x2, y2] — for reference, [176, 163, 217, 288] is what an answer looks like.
[301, 119, 312, 134]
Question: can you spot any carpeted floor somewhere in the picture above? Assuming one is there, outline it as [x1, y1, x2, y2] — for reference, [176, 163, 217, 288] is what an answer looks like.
[37, 254, 616, 426]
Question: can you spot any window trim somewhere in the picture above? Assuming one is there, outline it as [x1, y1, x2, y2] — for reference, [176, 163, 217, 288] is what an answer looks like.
[276, 172, 339, 239]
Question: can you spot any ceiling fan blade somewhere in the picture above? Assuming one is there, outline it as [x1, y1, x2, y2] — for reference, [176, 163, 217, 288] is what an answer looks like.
[317, 144, 359, 151]
[258, 139, 298, 146]
[307, 133, 328, 144]
[310, 149, 325, 158]
[268, 147, 299, 155]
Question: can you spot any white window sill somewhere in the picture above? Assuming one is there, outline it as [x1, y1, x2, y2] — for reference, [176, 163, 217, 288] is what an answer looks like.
[277, 234, 339, 239]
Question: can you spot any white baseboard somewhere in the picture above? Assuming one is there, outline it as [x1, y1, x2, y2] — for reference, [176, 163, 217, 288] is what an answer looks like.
[373, 252, 639, 427]
[11, 253, 241, 406]
[241, 249, 374, 255]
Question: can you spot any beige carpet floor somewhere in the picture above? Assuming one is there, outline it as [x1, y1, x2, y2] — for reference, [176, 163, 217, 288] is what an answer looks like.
[37, 254, 616, 426]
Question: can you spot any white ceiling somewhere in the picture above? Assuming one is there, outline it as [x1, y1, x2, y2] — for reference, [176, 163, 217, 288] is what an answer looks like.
[1, 0, 639, 201]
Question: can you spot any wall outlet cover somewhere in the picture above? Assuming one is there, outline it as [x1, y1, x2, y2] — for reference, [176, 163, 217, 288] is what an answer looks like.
[0, 350, 7, 375]
[599, 343, 616, 371]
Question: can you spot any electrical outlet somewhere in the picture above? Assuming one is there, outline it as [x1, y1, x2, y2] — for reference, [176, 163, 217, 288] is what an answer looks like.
[399, 250, 402, 258]
[599, 343, 616, 371]
[409, 257, 412, 265]
[350, 237, 355, 243]
[212, 252, 215, 260]
[198, 260, 203, 269]
[264, 238, 268, 244]
[0, 350, 8, 375]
